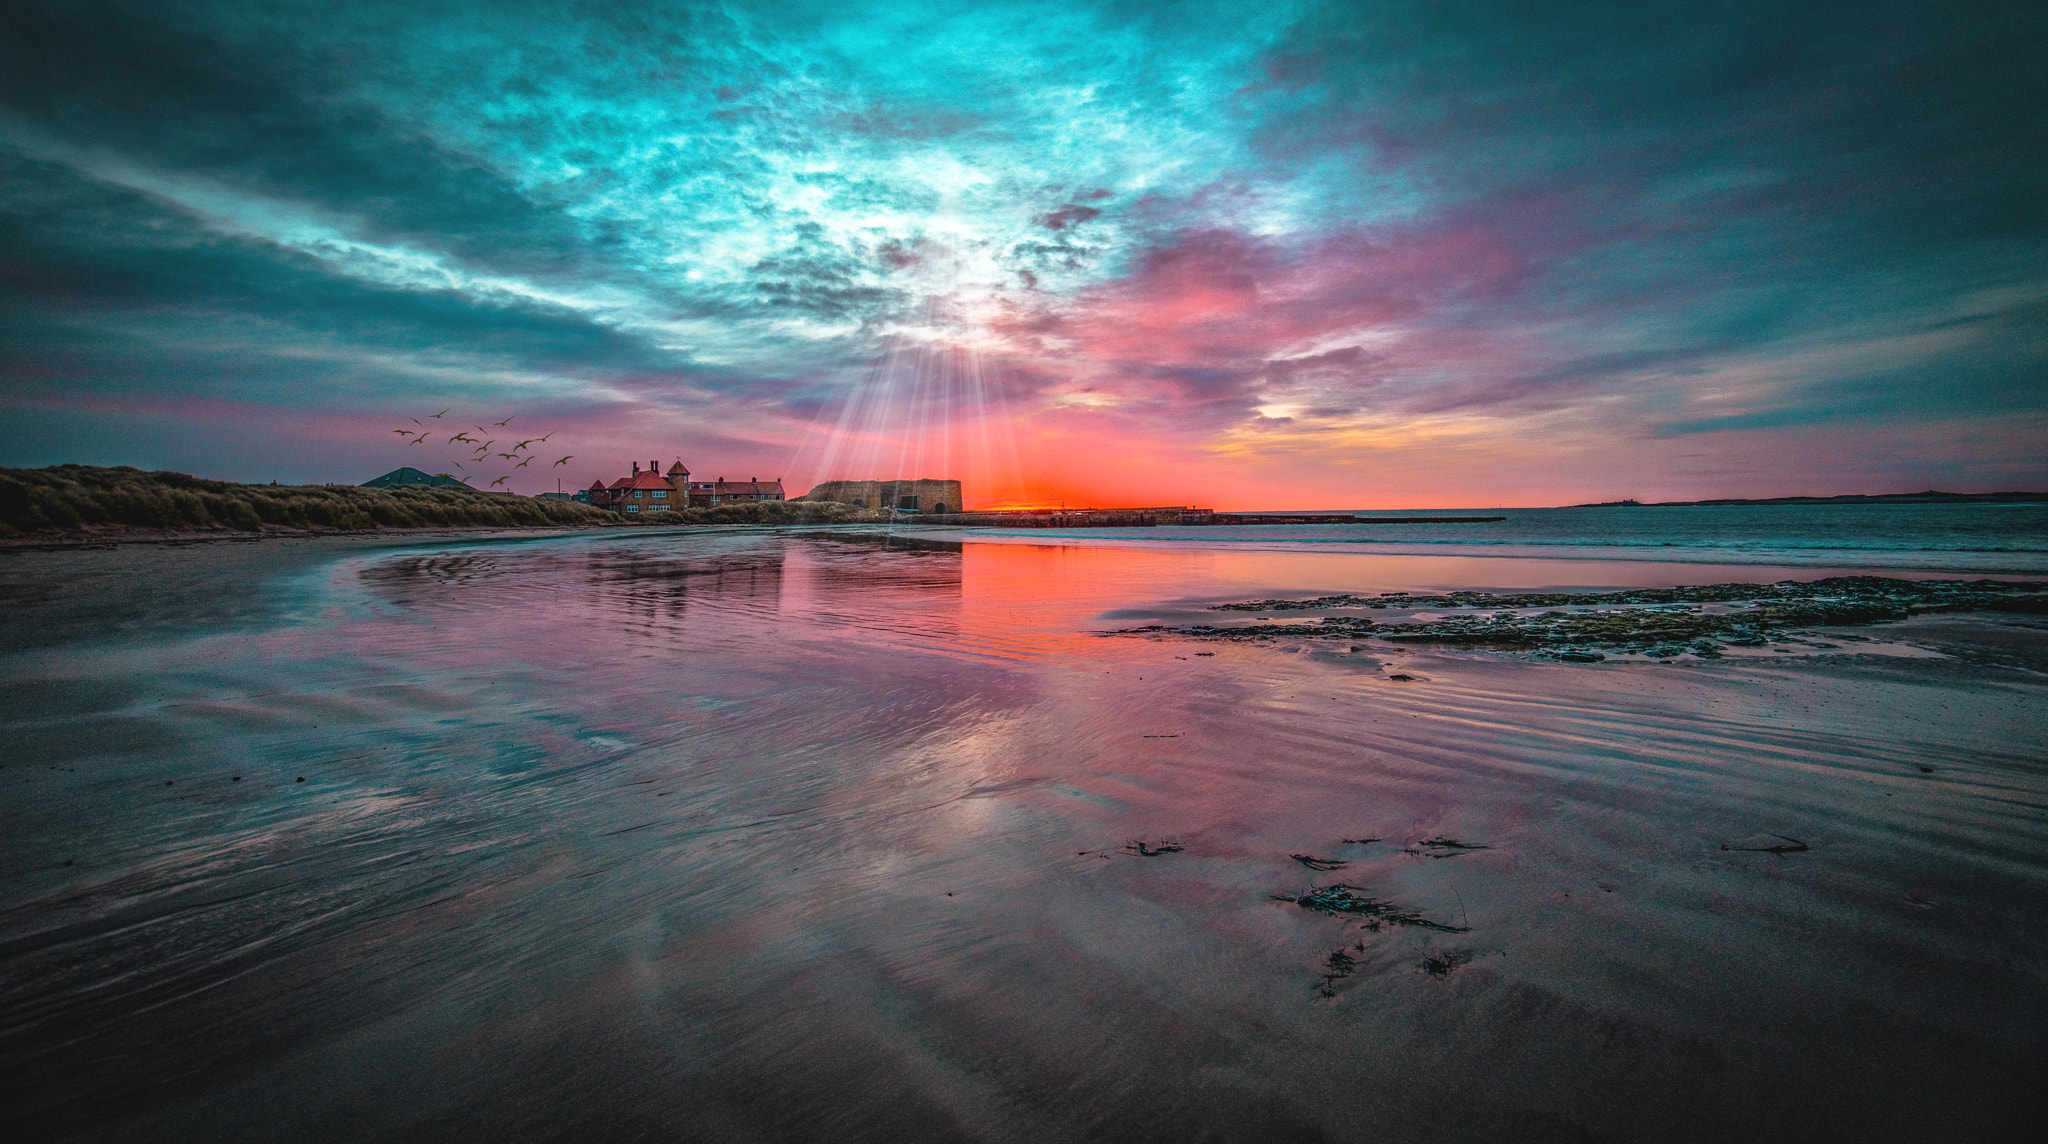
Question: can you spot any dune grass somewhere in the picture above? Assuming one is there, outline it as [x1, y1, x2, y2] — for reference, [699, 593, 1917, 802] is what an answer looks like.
[614, 500, 861, 525]
[0, 464, 618, 536]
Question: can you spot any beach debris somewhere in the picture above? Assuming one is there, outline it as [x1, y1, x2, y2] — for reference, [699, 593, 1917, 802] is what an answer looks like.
[1386, 673, 1416, 681]
[1918, 766, 1936, 773]
[1342, 837, 1382, 845]
[1721, 833, 1810, 853]
[1283, 884, 1470, 932]
[1421, 950, 1472, 979]
[1123, 840, 1184, 857]
[1292, 854, 1348, 871]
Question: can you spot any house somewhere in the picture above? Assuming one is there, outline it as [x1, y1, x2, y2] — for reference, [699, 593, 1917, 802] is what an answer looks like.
[361, 466, 464, 488]
[587, 460, 785, 514]
[684, 476, 785, 507]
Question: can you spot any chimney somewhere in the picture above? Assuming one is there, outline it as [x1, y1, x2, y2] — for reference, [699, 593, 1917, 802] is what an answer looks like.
[631, 461, 639, 475]
[650, 460, 658, 473]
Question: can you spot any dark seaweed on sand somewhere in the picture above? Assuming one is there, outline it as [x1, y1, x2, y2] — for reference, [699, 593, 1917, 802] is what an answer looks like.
[1421, 950, 1471, 979]
[1404, 836, 1489, 857]
[1721, 833, 1810, 854]
[1285, 884, 1470, 933]
[1292, 854, 1348, 870]
[1315, 948, 1361, 997]
[1123, 840, 1184, 857]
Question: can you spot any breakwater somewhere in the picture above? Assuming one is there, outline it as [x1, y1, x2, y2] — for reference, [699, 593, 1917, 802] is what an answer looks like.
[923, 508, 1506, 527]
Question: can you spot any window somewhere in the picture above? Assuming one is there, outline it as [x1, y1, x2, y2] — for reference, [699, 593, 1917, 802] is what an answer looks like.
[626, 505, 639, 513]
[653, 490, 666, 498]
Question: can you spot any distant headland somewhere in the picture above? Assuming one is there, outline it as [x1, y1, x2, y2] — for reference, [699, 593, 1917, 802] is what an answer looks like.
[1572, 490, 2045, 508]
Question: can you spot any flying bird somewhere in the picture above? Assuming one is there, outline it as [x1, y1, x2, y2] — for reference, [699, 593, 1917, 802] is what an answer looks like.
[428, 409, 448, 419]
[514, 457, 532, 469]
[449, 432, 475, 444]
[391, 428, 412, 436]
[553, 455, 573, 467]
[497, 452, 519, 460]
[410, 417, 423, 427]
[489, 476, 509, 488]
[537, 432, 554, 443]
[494, 416, 514, 426]
[409, 434, 428, 445]
[512, 439, 536, 450]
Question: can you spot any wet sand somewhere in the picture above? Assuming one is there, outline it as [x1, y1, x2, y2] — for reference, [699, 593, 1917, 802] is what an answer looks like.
[2, 530, 2043, 1142]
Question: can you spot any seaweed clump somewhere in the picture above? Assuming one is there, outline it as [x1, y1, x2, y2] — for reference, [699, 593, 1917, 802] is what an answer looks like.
[1404, 836, 1489, 858]
[1421, 950, 1472, 979]
[1288, 885, 1470, 933]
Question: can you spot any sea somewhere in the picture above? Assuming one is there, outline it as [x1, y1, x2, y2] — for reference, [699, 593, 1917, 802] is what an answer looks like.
[943, 501, 2048, 577]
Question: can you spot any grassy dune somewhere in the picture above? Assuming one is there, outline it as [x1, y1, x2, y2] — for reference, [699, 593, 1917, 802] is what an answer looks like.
[0, 465, 617, 536]
[618, 500, 861, 525]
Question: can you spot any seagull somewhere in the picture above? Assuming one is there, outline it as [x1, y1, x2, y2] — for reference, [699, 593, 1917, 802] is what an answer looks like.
[514, 457, 532, 469]
[512, 438, 536, 450]
[409, 434, 428, 445]
[553, 455, 573, 467]
[449, 432, 475, 444]
[494, 416, 514, 427]
[428, 409, 449, 419]
[498, 452, 518, 460]
[489, 475, 509, 488]
[410, 417, 423, 427]
[537, 432, 554, 443]
[390, 428, 412, 436]
[454, 460, 467, 471]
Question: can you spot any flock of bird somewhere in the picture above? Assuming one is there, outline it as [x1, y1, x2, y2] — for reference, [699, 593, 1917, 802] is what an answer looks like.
[389, 409, 573, 489]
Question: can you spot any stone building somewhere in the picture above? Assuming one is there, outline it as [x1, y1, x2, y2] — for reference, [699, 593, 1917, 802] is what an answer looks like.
[796, 479, 963, 513]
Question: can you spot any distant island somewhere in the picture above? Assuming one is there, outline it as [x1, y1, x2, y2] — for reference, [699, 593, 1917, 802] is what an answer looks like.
[1572, 490, 2045, 508]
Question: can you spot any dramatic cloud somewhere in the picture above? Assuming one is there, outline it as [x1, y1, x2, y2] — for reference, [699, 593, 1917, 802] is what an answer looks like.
[2, 0, 2043, 504]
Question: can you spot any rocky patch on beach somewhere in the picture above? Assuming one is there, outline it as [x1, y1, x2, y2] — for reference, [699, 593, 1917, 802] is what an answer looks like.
[1117, 576, 2046, 659]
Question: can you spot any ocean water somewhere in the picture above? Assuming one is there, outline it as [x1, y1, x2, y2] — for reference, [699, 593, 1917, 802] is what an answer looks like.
[2, 523, 2044, 1142]
[947, 502, 2048, 575]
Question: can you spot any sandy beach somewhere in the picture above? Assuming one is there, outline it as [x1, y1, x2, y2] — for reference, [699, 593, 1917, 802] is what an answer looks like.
[2, 528, 2043, 1142]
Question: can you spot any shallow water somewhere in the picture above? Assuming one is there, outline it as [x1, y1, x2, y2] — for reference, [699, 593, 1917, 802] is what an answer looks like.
[2, 530, 2044, 1142]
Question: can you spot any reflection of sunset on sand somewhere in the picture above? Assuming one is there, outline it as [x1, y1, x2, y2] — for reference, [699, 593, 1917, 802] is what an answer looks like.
[1, 529, 2042, 1140]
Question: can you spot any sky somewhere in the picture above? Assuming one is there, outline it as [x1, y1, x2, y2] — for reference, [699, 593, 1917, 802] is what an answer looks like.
[2, 0, 2044, 508]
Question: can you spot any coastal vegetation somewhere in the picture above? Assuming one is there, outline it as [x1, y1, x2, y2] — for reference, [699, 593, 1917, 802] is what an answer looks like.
[0, 464, 875, 538]
[0, 464, 615, 536]
[616, 499, 859, 525]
